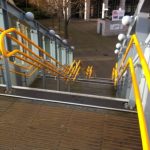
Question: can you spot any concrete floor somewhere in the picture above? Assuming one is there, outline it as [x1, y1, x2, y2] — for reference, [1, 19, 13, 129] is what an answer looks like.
[38, 20, 118, 78]
[31, 77, 116, 97]
[0, 96, 142, 150]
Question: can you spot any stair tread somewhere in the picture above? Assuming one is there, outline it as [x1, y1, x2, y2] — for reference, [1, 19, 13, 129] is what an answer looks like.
[0, 95, 142, 150]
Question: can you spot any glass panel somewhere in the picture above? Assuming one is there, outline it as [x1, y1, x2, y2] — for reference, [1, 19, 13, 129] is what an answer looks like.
[50, 39, 56, 65]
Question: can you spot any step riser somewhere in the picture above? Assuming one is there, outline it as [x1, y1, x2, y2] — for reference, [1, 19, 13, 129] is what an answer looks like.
[0, 85, 130, 111]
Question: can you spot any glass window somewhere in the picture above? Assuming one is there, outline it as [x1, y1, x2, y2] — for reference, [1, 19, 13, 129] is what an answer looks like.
[108, 0, 120, 17]
[125, 0, 139, 15]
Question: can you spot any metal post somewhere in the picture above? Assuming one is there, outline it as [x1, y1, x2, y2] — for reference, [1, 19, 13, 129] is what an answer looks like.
[67, 82, 71, 92]
[57, 75, 60, 91]
[55, 38, 60, 91]
[3, 57, 12, 93]
[23, 72, 27, 86]
[42, 66, 46, 89]
[1, 0, 12, 54]
[0, 63, 5, 84]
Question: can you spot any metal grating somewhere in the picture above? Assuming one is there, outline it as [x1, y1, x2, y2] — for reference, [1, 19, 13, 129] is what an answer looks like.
[0, 96, 142, 150]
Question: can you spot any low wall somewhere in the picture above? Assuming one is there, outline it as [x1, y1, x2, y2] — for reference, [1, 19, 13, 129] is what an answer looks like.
[97, 19, 127, 36]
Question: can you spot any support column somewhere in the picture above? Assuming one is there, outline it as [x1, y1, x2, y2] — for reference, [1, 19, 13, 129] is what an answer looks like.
[84, 0, 90, 21]
[119, 0, 126, 10]
[67, 0, 71, 20]
[63, 0, 71, 20]
[102, 0, 108, 19]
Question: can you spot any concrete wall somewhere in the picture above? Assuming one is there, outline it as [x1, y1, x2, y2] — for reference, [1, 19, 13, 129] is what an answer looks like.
[97, 19, 127, 36]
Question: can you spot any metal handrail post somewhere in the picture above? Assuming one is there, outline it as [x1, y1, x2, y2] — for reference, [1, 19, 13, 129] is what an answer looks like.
[3, 57, 12, 92]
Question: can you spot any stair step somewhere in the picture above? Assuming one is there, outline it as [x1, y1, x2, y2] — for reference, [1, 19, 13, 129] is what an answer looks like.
[0, 85, 130, 111]
[0, 95, 142, 150]
[31, 77, 115, 97]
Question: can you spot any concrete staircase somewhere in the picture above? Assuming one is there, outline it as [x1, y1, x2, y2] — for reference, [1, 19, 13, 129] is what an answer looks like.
[0, 94, 142, 150]
[0, 76, 142, 149]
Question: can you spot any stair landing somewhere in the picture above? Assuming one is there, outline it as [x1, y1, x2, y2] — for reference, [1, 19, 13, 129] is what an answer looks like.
[0, 96, 142, 150]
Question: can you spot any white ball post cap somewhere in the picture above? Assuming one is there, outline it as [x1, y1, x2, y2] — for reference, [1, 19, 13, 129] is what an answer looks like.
[122, 15, 132, 26]
[118, 33, 126, 41]
[114, 49, 119, 54]
[55, 34, 61, 39]
[63, 39, 67, 44]
[71, 46, 75, 50]
[25, 12, 34, 21]
[116, 43, 122, 49]
[49, 30, 55, 35]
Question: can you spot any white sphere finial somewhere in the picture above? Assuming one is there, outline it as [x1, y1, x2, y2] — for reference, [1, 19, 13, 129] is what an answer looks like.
[55, 34, 61, 39]
[71, 46, 75, 50]
[122, 16, 132, 26]
[25, 12, 34, 21]
[116, 43, 122, 49]
[114, 49, 119, 54]
[63, 39, 67, 44]
[118, 33, 126, 41]
[49, 30, 55, 35]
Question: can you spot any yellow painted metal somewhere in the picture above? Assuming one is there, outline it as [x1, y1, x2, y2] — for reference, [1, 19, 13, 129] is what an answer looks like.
[0, 61, 38, 78]
[89, 66, 93, 78]
[112, 68, 115, 80]
[114, 63, 118, 87]
[73, 66, 81, 81]
[67, 60, 80, 80]
[71, 60, 81, 78]
[85, 66, 93, 79]
[119, 58, 150, 150]
[0, 28, 69, 80]
[66, 60, 76, 75]
[112, 34, 150, 150]
[0, 28, 94, 82]
[118, 34, 150, 90]
[133, 35, 150, 91]
[1, 28, 65, 69]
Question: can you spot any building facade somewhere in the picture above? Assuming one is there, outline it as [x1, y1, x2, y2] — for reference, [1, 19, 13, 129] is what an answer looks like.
[70, 0, 139, 20]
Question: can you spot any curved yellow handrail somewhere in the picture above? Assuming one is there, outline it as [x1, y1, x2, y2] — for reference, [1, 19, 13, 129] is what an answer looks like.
[0, 28, 92, 81]
[119, 58, 150, 150]
[118, 34, 150, 90]
[0, 28, 70, 80]
[112, 34, 150, 150]
[0, 28, 66, 69]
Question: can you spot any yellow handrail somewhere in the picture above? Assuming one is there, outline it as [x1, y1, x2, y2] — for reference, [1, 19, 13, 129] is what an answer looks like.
[118, 34, 150, 90]
[112, 34, 150, 150]
[0, 28, 69, 80]
[0, 63, 38, 78]
[0, 28, 70, 79]
[119, 58, 150, 150]
[0, 28, 93, 81]
[0, 28, 66, 69]
[85, 66, 93, 79]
